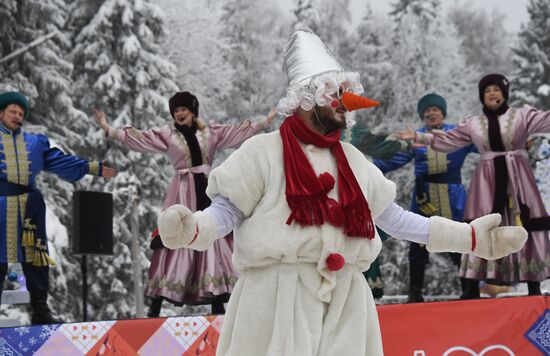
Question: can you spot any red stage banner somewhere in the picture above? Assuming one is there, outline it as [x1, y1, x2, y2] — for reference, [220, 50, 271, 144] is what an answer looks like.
[378, 296, 548, 355]
[0, 296, 547, 355]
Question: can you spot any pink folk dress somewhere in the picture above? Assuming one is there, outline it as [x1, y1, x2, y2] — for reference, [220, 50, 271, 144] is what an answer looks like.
[417, 105, 550, 283]
[108, 120, 264, 304]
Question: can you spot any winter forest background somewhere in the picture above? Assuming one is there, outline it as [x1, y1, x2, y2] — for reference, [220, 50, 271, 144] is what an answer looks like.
[1, 0, 549, 323]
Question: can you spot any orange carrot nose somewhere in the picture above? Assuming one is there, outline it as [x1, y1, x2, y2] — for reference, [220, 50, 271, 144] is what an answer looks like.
[342, 91, 380, 112]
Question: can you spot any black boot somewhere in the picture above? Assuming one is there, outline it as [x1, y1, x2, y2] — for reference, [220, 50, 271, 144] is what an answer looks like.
[211, 300, 226, 315]
[147, 297, 163, 318]
[459, 277, 467, 297]
[527, 281, 541, 296]
[407, 261, 425, 303]
[459, 279, 480, 300]
[30, 290, 62, 325]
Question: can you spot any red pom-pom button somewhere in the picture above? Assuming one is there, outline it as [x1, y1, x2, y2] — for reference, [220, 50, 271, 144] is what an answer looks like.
[326, 253, 345, 271]
[319, 172, 335, 193]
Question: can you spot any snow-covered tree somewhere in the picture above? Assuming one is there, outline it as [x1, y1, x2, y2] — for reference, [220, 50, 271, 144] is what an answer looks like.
[157, 0, 234, 120]
[220, 0, 290, 120]
[389, 0, 440, 22]
[0, 0, 100, 323]
[65, 0, 178, 321]
[293, 0, 351, 54]
[447, 1, 514, 75]
[381, 3, 478, 132]
[511, 0, 550, 108]
[339, 6, 396, 129]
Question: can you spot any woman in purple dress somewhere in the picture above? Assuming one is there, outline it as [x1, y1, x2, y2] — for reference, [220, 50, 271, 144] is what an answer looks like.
[95, 92, 275, 315]
[399, 74, 550, 298]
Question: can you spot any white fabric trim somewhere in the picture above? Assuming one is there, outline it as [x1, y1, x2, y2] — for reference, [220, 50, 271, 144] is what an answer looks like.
[204, 195, 244, 238]
[374, 202, 430, 244]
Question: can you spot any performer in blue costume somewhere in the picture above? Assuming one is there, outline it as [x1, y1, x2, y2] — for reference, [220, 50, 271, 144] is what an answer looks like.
[0, 92, 117, 324]
[373, 93, 477, 302]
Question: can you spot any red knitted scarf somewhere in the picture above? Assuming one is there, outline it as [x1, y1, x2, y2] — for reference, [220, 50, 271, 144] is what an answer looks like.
[280, 114, 375, 238]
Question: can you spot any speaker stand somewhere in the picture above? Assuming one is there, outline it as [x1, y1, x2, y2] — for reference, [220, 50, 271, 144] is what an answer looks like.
[80, 255, 88, 322]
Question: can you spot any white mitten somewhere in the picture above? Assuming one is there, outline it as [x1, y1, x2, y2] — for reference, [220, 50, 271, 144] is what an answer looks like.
[427, 214, 527, 260]
[157, 204, 217, 251]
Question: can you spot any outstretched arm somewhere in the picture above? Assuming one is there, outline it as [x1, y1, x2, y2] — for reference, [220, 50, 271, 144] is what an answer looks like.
[95, 109, 169, 154]
[375, 203, 527, 260]
[158, 195, 243, 250]
[397, 119, 474, 153]
[372, 149, 415, 173]
[41, 135, 117, 181]
[212, 108, 277, 150]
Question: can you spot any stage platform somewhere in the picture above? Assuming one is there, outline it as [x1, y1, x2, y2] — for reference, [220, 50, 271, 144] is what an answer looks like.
[0, 296, 547, 355]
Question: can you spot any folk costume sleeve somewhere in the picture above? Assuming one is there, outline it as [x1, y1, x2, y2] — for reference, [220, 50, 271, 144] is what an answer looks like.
[209, 120, 264, 151]
[415, 117, 475, 152]
[347, 125, 407, 161]
[108, 124, 170, 154]
[372, 149, 415, 173]
[40, 135, 102, 180]
[523, 105, 550, 134]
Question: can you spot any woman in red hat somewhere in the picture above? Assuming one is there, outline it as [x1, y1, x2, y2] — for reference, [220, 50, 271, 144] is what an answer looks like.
[399, 74, 550, 298]
[95, 92, 275, 316]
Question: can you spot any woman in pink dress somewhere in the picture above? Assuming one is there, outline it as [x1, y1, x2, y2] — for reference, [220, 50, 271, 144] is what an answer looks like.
[399, 74, 550, 298]
[95, 91, 275, 315]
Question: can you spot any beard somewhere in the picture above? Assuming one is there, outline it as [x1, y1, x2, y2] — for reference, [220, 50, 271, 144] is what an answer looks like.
[313, 105, 347, 134]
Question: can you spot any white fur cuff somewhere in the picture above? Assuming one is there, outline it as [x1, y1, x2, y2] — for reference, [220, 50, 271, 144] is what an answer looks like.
[427, 216, 471, 254]
[186, 211, 217, 251]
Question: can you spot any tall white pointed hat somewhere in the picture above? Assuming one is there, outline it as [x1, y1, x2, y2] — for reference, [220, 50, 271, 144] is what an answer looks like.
[283, 30, 344, 85]
[278, 28, 379, 119]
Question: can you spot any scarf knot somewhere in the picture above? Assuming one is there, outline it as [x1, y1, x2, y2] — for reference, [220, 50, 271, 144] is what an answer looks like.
[280, 114, 375, 239]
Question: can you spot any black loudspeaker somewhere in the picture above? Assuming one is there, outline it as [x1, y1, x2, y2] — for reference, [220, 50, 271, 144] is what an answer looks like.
[72, 191, 113, 255]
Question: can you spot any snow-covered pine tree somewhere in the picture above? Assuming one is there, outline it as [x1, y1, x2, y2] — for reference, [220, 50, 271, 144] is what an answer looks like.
[66, 0, 179, 321]
[389, 0, 440, 22]
[382, 0, 478, 132]
[0, 0, 100, 323]
[447, 1, 514, 75]
[220, 0, 289, 120]
[293, 0, 351, 54]
[338, 5, 396, 130]
[511, 0, 550, 108]
[157, 0, 234, 121]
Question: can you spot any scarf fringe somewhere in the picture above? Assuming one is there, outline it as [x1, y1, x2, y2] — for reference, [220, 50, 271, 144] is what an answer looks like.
[287, 195, 375, 239]
[343, 201, 375, 239]
[286, 194, 330, 226]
